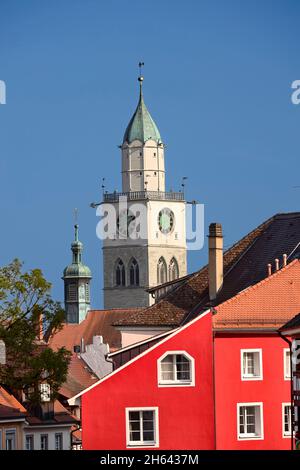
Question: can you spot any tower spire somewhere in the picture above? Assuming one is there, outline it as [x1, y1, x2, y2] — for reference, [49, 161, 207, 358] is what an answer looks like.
[138, 61, 144, 97]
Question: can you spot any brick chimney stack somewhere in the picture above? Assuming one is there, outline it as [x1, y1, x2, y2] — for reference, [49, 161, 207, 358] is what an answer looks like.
[208, 223, 223, 302]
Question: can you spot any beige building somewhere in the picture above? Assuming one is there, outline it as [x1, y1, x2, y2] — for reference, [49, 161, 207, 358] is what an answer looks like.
[102, 74, 187, 309]
[0, 386, 27, 450]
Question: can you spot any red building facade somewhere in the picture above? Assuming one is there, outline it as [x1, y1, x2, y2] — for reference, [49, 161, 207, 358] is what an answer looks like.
[77, 311, 215, 450]
[71, 260, 300, 450]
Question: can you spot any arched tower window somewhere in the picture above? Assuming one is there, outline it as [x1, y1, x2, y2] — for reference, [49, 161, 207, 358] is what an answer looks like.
[115, 259, 125, 286]
[157, 257, 167, 285]
[169, 257, 179, 281]
[129, 258, 140, 286]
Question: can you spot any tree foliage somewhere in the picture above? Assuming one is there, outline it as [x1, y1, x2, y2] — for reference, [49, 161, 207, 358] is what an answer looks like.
[0, 259, 71, 405]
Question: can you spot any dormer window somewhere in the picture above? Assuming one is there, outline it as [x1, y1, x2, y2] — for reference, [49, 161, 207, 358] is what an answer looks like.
[39, 383, 51, 402]
[157, 351, 195, 387]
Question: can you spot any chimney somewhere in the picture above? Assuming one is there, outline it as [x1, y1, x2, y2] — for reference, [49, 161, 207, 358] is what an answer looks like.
[267, 263, 272, 277]
[275, 258, 279, 271]
[208, 223, 223, 302]
[0, 340, 6, 365]
[38, 312, 43, 342]
[283, 254, 287, 267]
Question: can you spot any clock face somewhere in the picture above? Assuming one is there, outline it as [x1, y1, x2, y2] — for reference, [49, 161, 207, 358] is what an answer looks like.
[117, 209, 136, 237]
[158, 208, 175, 234]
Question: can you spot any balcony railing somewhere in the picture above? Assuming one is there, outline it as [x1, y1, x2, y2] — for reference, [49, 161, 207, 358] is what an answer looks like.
[103, 190, 185, 203]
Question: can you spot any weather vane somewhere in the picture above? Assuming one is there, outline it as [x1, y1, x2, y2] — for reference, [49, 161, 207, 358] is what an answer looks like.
[74, 207, 78, 225]
[138, 61, 144, 81]
[101, 177, 105, 194]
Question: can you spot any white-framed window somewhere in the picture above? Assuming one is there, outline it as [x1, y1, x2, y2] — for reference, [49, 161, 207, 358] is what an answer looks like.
[25, 434, 34, 450]
[284, 349, 291, 380]
[125, 407, 159, 448]
[55, 432, 63, 450]
[40, 434, 48, 450]
[5, 429, 16, 450]
[157, 351, 195, 387]
[241, 349, 263, 380]
[237, 403, 264, 440]
[39, 383, 51, 402]
[282, 403, 294, 437]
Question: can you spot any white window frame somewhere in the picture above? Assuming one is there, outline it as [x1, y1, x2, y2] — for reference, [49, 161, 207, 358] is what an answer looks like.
[125, 407, 159, 449]
[157, 350, 195, 387]
[25, 434, 34, 450]
[237, 402, 264, 441]
[40, 433, 48, 450]
[241, 349, 263, 381]
[5, 428, 16, 450]
[282, 403, 294, 438]
[55, 432, 63, 450]
[284, 349, 291, 380]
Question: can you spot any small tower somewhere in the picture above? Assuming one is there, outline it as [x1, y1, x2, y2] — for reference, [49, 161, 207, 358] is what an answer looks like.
[63, 224, 92, 323]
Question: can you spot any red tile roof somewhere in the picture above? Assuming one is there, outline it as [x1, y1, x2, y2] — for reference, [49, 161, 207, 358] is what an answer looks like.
[213, 259, 300, 329]
[25, 400, 78, 426]
[49, 309, 139, 398]
[59, 354, 98, 399]
[0, 386, 26, 420]
[49, 308, 139, 353]
[114, 212, 300, 327]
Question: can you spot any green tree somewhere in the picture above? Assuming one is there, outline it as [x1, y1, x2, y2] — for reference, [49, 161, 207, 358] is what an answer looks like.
[0, 259, 71, 405]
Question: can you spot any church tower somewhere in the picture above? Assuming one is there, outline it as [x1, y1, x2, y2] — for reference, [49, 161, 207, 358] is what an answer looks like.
[102, 70, 187, 309]
[63, 224, 92, 323]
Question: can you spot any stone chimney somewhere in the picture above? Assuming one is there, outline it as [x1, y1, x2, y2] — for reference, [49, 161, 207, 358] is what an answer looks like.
[208, 223, 223, 302]
[0, 340, 6, 365]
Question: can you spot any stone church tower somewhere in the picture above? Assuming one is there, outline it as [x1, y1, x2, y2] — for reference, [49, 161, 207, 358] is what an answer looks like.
[63, 224, 92, 323]
[102, 73, 187, 309]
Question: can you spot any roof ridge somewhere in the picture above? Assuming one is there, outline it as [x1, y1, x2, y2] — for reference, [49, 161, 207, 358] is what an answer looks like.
[136, 213, 275, 316]
[215, 259, 300, 311]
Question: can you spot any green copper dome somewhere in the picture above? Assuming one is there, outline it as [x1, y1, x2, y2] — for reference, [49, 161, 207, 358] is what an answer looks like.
[63, 225, 92, 279]
[63, 263, 92, 278]
[123, 78, 162, 144]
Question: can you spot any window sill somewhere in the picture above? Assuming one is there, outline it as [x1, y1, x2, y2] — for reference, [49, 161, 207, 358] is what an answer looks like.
[238, 435, 263, 441]
[126, 442, 158, 449]
[241, 376, 263, 381]
[158, 381, 194, 388]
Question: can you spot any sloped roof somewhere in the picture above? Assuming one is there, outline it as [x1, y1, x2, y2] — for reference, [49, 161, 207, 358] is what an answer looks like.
[213, 259, 300, 329]
[49, 308, 139, 353]
[114, 212, 300, 327]
[49, 309, 139, 398]
[279, 312, 300, 332]
[123, 84, 161, 144]
[59, 354, 98, 399]
[25, 400, 78, 426]
[0, 386, 26, 420]
[106, 260, 300, 370]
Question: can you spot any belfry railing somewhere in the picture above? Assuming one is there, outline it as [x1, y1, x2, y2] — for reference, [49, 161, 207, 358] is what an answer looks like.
[103, 190, 185, 202]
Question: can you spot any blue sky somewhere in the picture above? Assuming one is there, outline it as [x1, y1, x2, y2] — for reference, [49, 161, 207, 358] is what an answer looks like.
[0, 0, 299, 307]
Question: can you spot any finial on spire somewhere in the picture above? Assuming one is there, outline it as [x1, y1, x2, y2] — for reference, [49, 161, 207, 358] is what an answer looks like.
[74, 208, 79, 241]
[138, 61, 144, 84]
